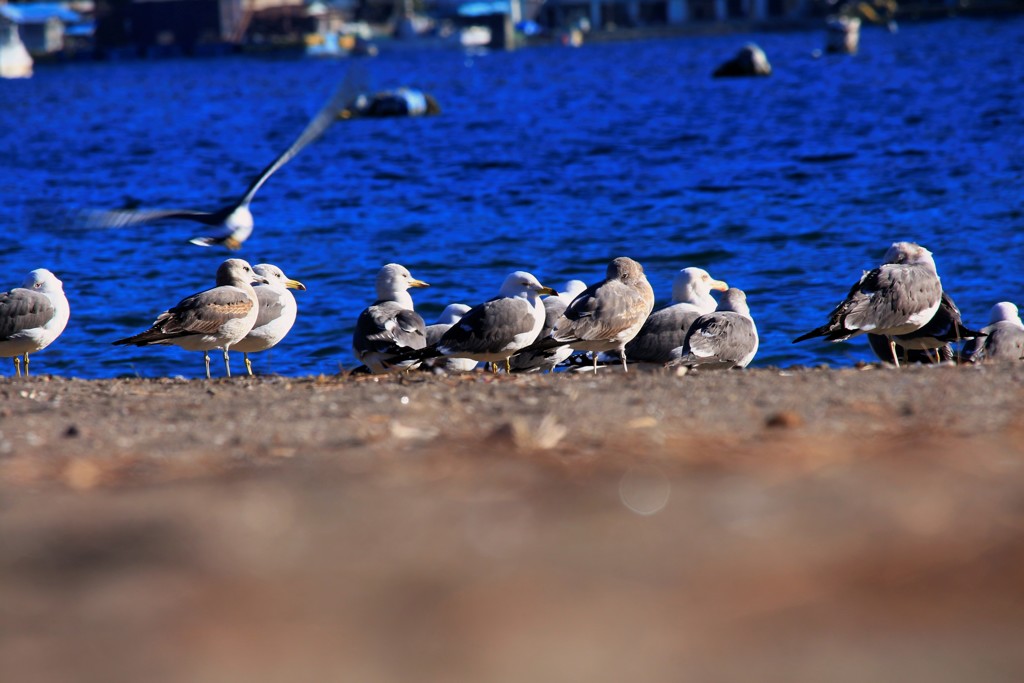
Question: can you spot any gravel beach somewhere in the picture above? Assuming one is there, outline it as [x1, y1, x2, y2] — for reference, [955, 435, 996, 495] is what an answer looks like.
[2, 364, 1023, 681]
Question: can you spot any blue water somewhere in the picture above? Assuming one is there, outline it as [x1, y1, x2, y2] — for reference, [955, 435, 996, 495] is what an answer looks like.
[2, 17, 1023, 378]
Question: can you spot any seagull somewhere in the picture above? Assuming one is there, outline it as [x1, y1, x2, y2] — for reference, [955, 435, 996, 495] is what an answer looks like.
[89, 66, 366, 250]
[396, 271, 556, 373]
[669, 287, 758, 369]
[423, 304, 477, 373]
[866, 290, 983, 365]
[622, 267, 728, 364]
[113, 258, 268, 379]
[510, 280, 587, 373]
[0, 269, 70, 377]
[232, 264, 306, 376]
[547, 257, 655, 372]
[966, 302, 1024, 364]
[352, 263, 430, 374]
[793, 241, 943, 367]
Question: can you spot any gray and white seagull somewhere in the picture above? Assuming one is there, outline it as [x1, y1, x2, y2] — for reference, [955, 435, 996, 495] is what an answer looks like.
[793, 241, 943, 367]
[669, 287, 758, 369]
[352, 263, 430, 374]
[0, 269, 70, 377]
[545, 257, 656, 372]
[232, 263, 306, 376]
[114, 258, 269, 378]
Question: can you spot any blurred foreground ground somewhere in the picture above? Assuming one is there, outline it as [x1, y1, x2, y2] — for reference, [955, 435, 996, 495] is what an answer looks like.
[2, 364, 1023, 682]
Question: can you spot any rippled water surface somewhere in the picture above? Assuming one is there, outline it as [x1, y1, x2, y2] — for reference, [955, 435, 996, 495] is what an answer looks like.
[2, 17, 1023, 378]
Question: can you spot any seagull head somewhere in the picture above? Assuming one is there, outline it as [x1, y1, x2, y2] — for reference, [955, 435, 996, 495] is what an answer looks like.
[254, 264, 306, 291]
[435, 303, 471, 326]
[22, 269, 63, 294]
[989, 301, 1021, 326]
[672, 267, 727, 305]
[606, 257, 647, 284]
[718, 288, 751, 316]
[376, 263, 429, 304]
[884, 242, 936, 271]
[498, 271, 557, 299]
[217, 259, 268, 287]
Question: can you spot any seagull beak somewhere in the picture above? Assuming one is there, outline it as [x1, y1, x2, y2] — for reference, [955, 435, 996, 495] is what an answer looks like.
[286, 278, 307, 291]
[711, 279, 729, 292]
[538, 286, 558, 296]
[409, 278, 430, 288]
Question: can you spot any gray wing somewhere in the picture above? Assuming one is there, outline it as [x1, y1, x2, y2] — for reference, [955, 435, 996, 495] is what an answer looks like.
[625, 305, 702, 363]
[253, 287, 288, 328]
[439, 297, 535, 355]
[87, 208, 219, 229]
[554, 280, 651, 343]
[0, 288, 55, 339]
[678, 312, 758, 368]
[116, 285, 254, 345]
[353, 302, 426, 356]
[795, 264, 941, 342]
[509, 298, 570, 372]
[844, 264, 941, 332]
[975, 323, 1024, 363]
[424, 322, 451, 347]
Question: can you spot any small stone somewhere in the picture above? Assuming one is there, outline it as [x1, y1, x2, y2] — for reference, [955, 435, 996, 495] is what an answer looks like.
[64, 424, 80, 438]
[766, 411, 802, 429]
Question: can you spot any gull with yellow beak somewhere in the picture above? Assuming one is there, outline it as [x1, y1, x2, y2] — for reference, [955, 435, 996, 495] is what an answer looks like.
[233, 264, 307, 376]
[352, 263, 430, 373]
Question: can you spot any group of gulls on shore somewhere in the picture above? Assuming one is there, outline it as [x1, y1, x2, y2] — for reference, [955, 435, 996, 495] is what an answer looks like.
[2, 243, 1022, 378]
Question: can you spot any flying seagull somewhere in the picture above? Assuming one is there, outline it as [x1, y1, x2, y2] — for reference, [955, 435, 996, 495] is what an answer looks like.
[352, 263, 430, 374]
[793, 241, 943, 367]
[0, 269, 70, 377]
[669, 287, 758, 369]
[90, 66, 366, 250]
[114, 258, 268, 378]
[543, 257, 655, 372]
[232, 263, 306, 376]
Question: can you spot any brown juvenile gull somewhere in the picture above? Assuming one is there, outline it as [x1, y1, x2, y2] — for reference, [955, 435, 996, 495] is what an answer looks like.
[547, 257, 656, 372]
[621, 267, 728, 364]
[669, 287, 758, 369]
[0, 269, 70, 377]
[793, 241, 943, 367]
[352, 263, 430, 374]
[396, 271, 556, 373]
[232, 263, 306, 376]
[88, 66, 366, 250]
[966, 302, 1024, 364]
[422, 304, 478, 373]
[511, 280, 587, 373]
[114, 258, 268, 379]
[867, 290, 983, 365]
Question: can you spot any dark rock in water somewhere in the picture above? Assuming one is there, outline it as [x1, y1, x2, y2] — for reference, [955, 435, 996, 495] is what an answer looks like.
[713, 44, 772, 78]
[826, 16, 861, 55]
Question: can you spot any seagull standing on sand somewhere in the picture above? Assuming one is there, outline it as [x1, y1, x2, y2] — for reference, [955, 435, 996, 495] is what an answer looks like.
[793, 241, 943, 367]
[114, 258, 268, 379]
[0, 269, 70, 377]
[423, 304, 477, 373]
[232, 264, 306, 376]
[547, 257, 655, 372]
[90, 67, 365, 250]
[399, 271, 556, 373]
[511, 280, 587, 373]
[867, 290, 983, 365]
[669, 287, 758, 369]
[352, 263, 430, 374]
[967, 302, 1024, 364]
[623, 267, 728, 364]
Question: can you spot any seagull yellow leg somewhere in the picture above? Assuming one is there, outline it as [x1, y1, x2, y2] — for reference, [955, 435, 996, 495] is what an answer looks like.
[889, 339, 900, 368]
[203, 351, 211, 380]
[505, 358, 511, 374]
[13, 356, 21, 377]
[244, 353, 254, 377]
[223, 349, 232, 378]
[620, 349, 628, 373]
[23, 353, 30, 377]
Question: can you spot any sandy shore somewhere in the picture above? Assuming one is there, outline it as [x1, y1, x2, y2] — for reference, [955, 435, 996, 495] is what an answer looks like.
[2, 364, 1024, 681]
